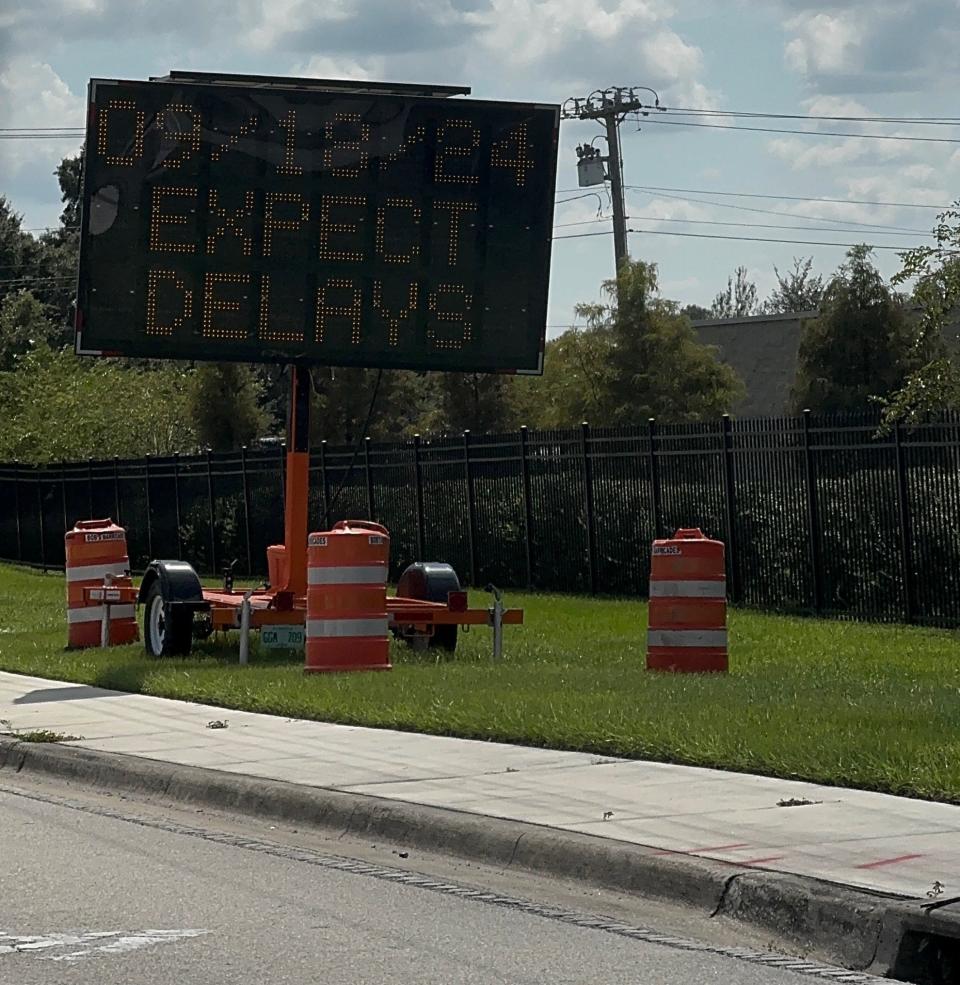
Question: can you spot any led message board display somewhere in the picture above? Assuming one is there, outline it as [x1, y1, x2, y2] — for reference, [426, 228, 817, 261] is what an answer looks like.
[76, 77, 559, 372]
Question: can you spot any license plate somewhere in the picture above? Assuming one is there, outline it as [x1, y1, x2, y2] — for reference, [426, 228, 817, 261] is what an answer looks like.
[260, 625, 305, 650]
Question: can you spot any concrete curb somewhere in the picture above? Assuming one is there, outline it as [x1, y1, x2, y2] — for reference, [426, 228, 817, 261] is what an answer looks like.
[2, 736, 957, 981]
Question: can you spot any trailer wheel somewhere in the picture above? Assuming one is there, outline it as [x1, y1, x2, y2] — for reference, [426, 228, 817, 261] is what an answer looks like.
[143, 582, 193, 657]
[431, 623, 458, 653]
[396, 562, 460, 653]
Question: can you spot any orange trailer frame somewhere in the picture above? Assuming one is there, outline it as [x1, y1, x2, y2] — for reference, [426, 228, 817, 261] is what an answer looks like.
[197, 366, 522, 651]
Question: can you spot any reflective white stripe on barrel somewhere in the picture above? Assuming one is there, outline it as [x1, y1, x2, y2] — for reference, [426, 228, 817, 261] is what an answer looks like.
[66, 561, 130, 583]
[66, 604, 136, 624]
[649, 580, 726, 598]
[307, 566, 386, 586]
[306, 618, 389, 638]
[647, 629, 728, 648]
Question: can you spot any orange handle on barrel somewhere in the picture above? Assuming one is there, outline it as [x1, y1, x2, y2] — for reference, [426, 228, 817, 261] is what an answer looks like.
[334, 520, 389, 536]
[74, 518, 115, 530]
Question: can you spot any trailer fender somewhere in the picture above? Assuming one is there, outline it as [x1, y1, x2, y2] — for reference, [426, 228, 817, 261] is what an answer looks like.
[396, 562, 462, 603]
[396, 562, 461, 652]
[137, 560, 208, 609]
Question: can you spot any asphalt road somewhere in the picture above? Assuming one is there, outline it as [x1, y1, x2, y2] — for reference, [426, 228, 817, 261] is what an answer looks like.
[0, 778, 880, 985]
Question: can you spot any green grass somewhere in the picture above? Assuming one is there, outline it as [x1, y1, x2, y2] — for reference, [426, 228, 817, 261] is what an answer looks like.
[3, 729, 81, 743]
[1, 562, 959, 802]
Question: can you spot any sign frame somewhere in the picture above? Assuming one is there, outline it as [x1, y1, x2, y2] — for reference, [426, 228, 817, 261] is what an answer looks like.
[75, 75, 559, 375]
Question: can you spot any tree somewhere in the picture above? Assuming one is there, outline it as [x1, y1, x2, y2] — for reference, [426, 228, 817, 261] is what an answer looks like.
[25, 149, 83, 327]
[519, 260, 743, 426]
[791, 245, 915, 414]
[432, 372, 518, 434]
[55, 149, 83, 232]
[881, 205, 960, 423]
[0, 150, 82, 332]
[608, 260, 744, 422]
[710, 266, 759, 319]
[309, 368, 436, 445]
[0, 197, 31, 305]
[680, 303, 710, 321]
[0, 345, 198, 463]
[186, 363, 270, 451]
[512, 326, 615, 427]
[763, 257, 823, 314]
[0, 290, 59, 370]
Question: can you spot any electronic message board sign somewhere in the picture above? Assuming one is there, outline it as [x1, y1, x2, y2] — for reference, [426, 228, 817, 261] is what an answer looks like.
[76, 77, 559, 373]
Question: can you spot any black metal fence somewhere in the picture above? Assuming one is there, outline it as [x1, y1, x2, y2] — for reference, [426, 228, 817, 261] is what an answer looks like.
[3, 411, 960, 626]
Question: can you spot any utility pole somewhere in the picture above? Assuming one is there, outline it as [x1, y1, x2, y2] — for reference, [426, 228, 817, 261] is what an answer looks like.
[562, 87, 664, 279]
[603, 113, 628, 272]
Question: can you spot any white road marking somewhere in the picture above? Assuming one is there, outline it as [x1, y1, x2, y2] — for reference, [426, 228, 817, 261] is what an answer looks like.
[0, 929, 208, 962]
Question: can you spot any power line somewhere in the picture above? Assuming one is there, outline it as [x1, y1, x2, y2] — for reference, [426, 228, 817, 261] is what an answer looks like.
[621, 184, 952, 211]
[626, 188, 932, 235]
[627, 227, 922, 251]
[659, 106, 960, 126]
[628, 213, 931, 237]
[640, 117, 960, 145]
[553, 226, 925, 251]
[551, 212, 931, 237]
[556, 193, 606, 207]
[553, 216, 611, 229]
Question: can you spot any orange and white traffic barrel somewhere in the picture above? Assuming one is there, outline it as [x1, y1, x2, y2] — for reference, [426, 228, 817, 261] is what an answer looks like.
[305, 520, 391, 673]
[64, 519, 138, 648]
[647, 527, 727, 673]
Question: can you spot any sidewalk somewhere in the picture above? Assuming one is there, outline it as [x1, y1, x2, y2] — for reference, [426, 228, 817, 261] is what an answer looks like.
[2, 670, 957, 901]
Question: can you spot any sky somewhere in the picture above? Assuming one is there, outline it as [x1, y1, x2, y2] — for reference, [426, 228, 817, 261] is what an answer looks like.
[2, 0, 958, 335]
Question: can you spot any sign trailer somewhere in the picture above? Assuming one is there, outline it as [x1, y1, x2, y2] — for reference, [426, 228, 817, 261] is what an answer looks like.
[76, 72, 558, 661]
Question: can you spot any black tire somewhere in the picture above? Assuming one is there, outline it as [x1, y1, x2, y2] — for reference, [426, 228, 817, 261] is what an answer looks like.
[143, 581, 193, 657]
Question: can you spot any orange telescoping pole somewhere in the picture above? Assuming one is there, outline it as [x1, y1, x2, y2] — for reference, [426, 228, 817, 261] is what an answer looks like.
[281, 365, 311, 597]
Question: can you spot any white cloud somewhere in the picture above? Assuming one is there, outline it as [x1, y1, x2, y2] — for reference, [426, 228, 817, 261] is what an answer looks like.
[784, 10, 860, 76]
[291, 54, 386, 81]
[767, 134, 910, 171]
[0, 59, 83, 176]
[778, 1, 960, 94]
[800, 94, 868, 116]
[633, 196, 711, 221]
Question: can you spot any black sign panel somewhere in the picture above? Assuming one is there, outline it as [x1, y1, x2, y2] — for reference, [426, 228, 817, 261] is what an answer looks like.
[76, 78, 559, 373]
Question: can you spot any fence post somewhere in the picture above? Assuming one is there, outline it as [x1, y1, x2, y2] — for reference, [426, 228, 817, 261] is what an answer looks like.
[802, 409, 824, 615]
[319, 440, 329, 524]
[721, 415, 741, 603]
[647, 418, 663, 539]
[13, 461, 22, 562]
[413, 434, 426, 561]
[60, 462, 69, 539]
[240, 445, 253, 577]
[581, 421, 598, 595]
[113, 456, 122, 526]
[144, 454, 154, 560]
[519, 426, 534, 590]
[364, 436, 375, 519]
[86, 457, 94, 519]
[893, 421, 916, 623]
[36, 472, 46, 573]
[463, 430, 478, 586]
[206, 447, 217, 576]
[173, 452, 182, 559]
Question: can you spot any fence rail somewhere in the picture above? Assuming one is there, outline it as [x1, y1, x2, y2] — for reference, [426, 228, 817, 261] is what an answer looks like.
[3, 411, 960, 626]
